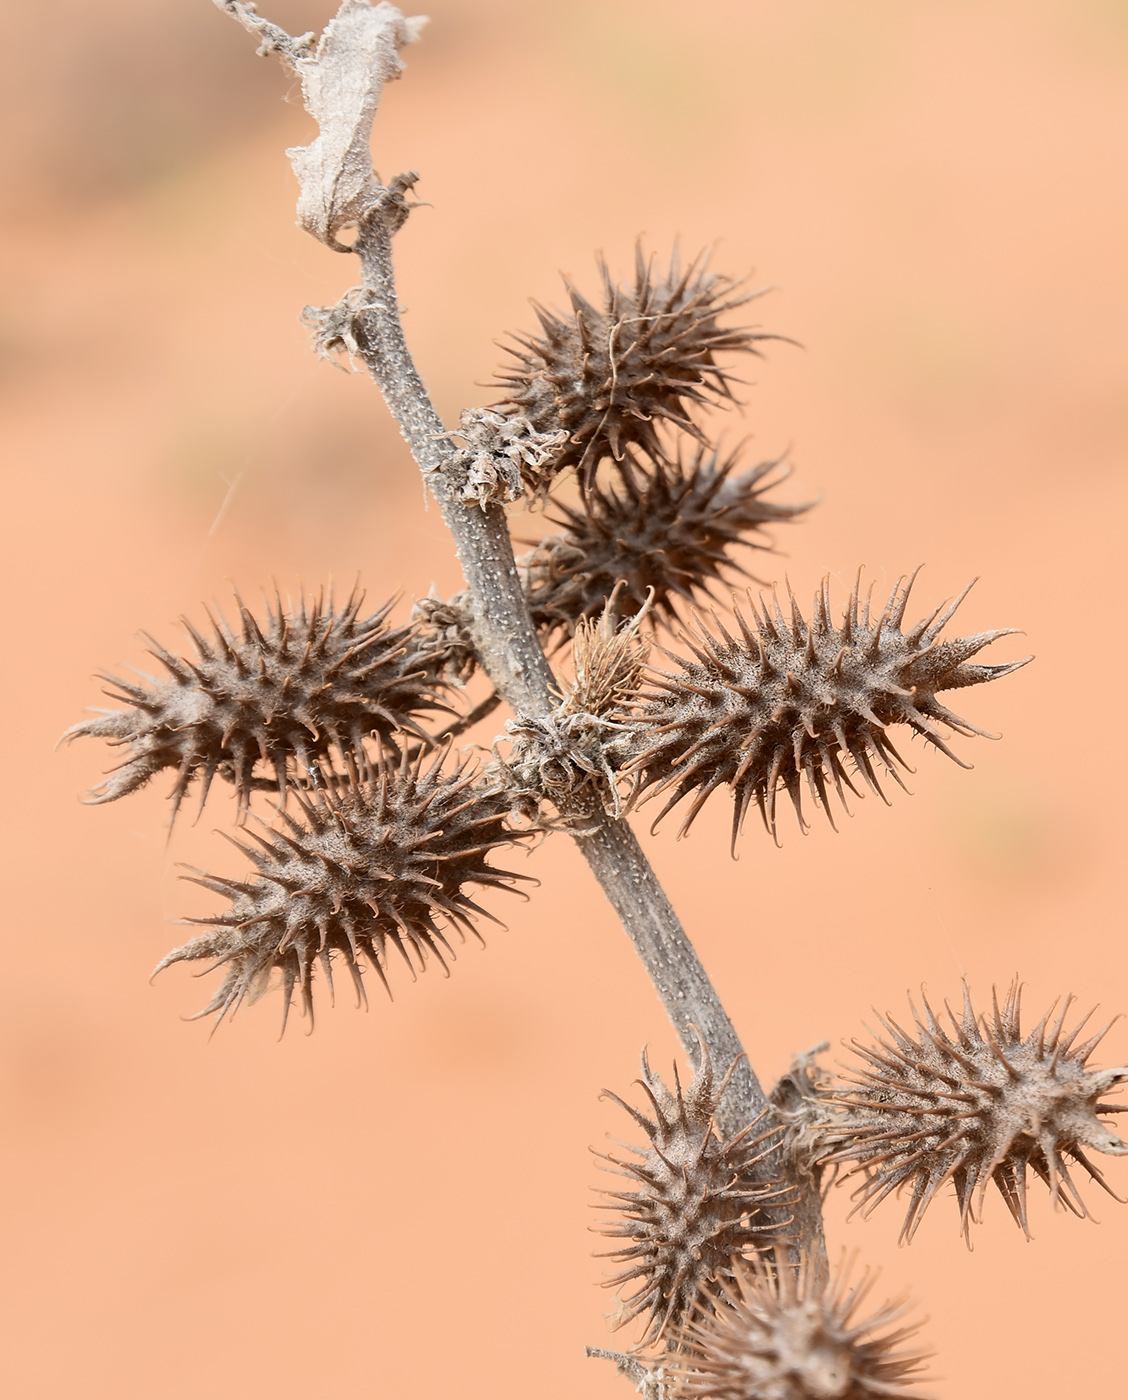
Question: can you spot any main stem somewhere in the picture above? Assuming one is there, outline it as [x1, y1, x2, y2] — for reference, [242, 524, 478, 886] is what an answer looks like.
[351, 204, 822, 1251]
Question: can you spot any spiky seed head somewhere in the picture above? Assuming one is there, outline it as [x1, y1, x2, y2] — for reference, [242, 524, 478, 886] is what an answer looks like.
[674, 1248, 931, 1400]
[492, 248, 773, 487]
[64, 589, 458, 822]
[825, 981, 1128, 1244]
[154, 748, 532, 1030]
[626, 570, 1030, 848]
[596, 1034, 790, 1348]
[521, 449, 807, 645]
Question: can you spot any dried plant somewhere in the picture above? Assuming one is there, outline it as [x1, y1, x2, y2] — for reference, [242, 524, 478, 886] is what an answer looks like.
[66, 3, 1124, 1394]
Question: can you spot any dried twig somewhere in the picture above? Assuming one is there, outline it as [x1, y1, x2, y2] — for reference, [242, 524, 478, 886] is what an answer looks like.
[215, 3, 807, 1253]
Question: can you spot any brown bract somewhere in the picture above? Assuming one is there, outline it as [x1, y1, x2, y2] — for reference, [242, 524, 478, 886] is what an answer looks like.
[155, 748, 531, 1030]
[673, 1249, 930, 1400]
[625, 571, 1030, 848]
[521, 448, 807, 644]
[500, 606, 649, 824]
[596, 1035, 790, 1348]
[826, 982, 1128, 1243]
[492, 249, 772, 489]
[448, 407, 568, 507]
[65, 588, 457, 821]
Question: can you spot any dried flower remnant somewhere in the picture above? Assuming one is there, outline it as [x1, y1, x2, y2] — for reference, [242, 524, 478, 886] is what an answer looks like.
[448, 407, 568, 507]
[674, 1249, 930, 1399]
[596, 1034, 790, 1348]
[493, 248, 773, 487]
[627, 571, 1030, 847]
[826, 981, 1128, 1244]
[156, 748, 531, 1029]
[521, 448, 807, 644]
[65, 589, 457, 820]
[769, 1045, 842, 1197]
[501, 606, 648, 823]
[411, 590, 478, 686]
[567, 602, 651, 720]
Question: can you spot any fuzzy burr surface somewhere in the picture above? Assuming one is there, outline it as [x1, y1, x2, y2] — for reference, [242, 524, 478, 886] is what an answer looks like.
[827, 981, 1128, 1243]
[156, 749, 531, 1030]
[65, 588, 458, 820]
[626, 570, 1030, 848]
[596, 1036, 790, 1347]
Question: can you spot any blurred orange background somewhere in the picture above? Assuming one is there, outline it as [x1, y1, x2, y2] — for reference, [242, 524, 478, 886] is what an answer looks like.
[3, 0, 1127, 1395]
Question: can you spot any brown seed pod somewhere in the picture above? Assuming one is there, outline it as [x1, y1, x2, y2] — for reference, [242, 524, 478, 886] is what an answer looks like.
[521, 448, 808, 645]
[65, 588, 458, 821]
[155, 748, 532, 1030]
[626, 570, 1030, 847]
[492, 248, 773, 488]
[596, 1034, 790, 1348]
[674, 1247, 931, 1400]
[825, 981, 1128, 1244]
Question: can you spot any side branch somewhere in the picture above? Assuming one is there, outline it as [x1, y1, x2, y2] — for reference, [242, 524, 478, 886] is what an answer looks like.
[216, 1, 315, 61]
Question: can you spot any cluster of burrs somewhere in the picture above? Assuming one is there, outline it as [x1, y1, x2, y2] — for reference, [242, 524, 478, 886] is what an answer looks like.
[66, 0, 1125, 1385]
[488, 247, 812, 644]
[68, 247, 1028, 1037]
[67, 2, 1124, 1395]
[596, 982, 1128, 1392]
[65, 582, 536, 1027]
[480, 251, 1028, 836]
[595, 1042, 933, 1397]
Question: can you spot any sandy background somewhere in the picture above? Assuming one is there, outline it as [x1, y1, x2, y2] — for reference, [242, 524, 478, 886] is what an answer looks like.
[2, 0, 1127, 1395]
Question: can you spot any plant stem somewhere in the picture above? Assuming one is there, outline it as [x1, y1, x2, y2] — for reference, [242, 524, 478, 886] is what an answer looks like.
[573, 816, 762, 1131]
[346, 197, 822, 1252]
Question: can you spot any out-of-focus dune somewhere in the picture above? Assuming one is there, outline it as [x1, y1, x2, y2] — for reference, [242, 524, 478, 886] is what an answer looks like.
[2, 1, 1126, 1395]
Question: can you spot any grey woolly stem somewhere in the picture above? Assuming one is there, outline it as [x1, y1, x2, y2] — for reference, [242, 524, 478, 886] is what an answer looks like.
[574, 817, 762, 1127]
[352, 201, 556, 715]
[349, 200, 823, 1258]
